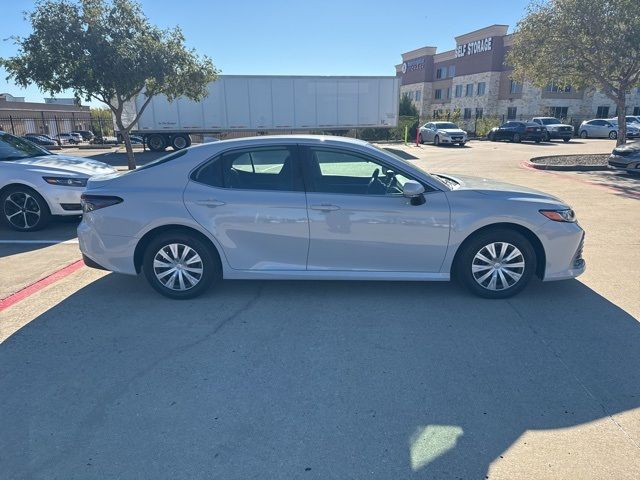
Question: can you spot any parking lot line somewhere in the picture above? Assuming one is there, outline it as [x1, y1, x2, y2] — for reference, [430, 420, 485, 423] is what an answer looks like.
[0, 259, 84, 312]
[0, 239, 79, 245]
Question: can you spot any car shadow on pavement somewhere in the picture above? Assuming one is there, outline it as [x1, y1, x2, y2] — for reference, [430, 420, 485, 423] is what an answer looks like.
[1, 276, 639, 479]
[0, 218, 79, 257]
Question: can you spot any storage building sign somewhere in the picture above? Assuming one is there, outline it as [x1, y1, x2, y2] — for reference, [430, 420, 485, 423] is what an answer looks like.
[455, 37, 492, 58]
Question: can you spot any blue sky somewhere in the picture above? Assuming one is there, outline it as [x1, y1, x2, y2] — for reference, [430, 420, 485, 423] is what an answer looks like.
[0, 0, 533, 106]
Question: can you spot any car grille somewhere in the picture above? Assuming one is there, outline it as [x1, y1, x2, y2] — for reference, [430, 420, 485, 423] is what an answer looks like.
[451, 136, 463, 141]
[559, 126, 573, 132]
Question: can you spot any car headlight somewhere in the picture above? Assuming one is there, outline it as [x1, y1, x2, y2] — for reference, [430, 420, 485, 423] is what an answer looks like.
[539, 209, 577, 222]
[43, 176, 88, 187]
[440, 131, 450, 136]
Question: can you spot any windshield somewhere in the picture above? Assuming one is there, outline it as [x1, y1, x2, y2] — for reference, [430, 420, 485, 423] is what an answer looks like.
[435, 122, 459, 129]
[540, 118, 562, 125]
[0, 133, 51, 160]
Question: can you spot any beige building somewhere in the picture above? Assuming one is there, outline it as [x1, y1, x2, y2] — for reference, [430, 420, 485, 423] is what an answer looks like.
[396, 25, 640, 126]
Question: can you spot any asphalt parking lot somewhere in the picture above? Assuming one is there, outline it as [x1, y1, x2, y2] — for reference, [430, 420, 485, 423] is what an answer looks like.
[1, 139, 639, 479]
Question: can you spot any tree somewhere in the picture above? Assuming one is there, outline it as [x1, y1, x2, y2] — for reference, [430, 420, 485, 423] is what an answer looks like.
[90, 107, 114, 138]
[2, 0, 218, 168]
[399, 92, 419, 117]
[507, 0, 640, 145]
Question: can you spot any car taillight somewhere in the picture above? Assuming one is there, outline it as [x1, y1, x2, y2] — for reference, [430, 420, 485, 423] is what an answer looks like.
[80, 194, 123, 213]
[525, 127, 535, 132]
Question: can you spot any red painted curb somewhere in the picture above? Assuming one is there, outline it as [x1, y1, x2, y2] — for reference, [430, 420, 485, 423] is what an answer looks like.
[0, 260, 85, 312]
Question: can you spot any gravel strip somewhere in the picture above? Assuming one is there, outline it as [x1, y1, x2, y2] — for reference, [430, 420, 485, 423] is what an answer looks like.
[530, 154, 609, 167]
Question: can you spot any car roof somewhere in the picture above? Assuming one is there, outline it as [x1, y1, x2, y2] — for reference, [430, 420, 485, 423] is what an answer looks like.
[190, 134, 372, 150]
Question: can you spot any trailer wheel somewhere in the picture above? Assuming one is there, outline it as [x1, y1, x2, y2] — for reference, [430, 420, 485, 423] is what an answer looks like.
[171, 134, 191, 150]
[147, 134, 167, 152]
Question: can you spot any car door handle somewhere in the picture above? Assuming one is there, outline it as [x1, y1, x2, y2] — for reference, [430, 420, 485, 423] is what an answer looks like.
[195, 199, 226, 207]
[310, 204, 340, 211]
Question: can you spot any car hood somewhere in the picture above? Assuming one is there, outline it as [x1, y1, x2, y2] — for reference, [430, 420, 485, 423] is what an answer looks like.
[435, 173, 567, 205]
[438, 129, 466, 134]
[9, 155, 117, 176]
[611, 141, 640, 157]
[543, 123, 572, 128]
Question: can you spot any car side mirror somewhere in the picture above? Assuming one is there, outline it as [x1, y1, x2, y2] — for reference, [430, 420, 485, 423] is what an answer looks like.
[403, 180, 426, 205]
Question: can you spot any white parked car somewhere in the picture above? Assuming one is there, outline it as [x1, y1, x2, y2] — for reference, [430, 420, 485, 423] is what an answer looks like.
[0, 131, 117, 231]
[56, 132, 83, 144]
[579, 119, 640, 139]
[419, 122, 468, 146]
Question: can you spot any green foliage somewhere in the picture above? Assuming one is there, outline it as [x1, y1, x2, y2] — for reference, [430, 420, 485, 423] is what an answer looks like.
[507, 0, 640, 144]
[475, 116, 502, 138]
[399, 92, 419, 117]
[90, 107, 114, 136]
[2, 0, 218, 167]
[450, 108, 461, 124]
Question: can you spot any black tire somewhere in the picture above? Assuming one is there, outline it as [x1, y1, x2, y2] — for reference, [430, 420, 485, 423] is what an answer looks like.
[563, 138, 571, 143]
[0, 185, 51, 232]
[147, 134, 167, 152]
[455, 228, 536, 299]
[609, 131, 618, 140]
[580, 130, 588, 139]
[535, 138, 541, 143]
[171, 134, 191, 150]
[543, 132, 551, 142]
[488, 132, 495, 141]
[434, 135, 440, 146]
[459, 142, 466, 147]
[143, 231, 220, 299]
[512, 133, 522, 143]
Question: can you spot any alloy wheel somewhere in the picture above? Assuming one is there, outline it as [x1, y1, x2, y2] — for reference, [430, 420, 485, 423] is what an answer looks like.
[471, 242, 525, 291]
[4, 192, 41, 230]
[153, 243, 204, 291]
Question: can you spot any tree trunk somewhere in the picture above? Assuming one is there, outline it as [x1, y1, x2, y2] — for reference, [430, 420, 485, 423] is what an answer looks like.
[121, 130, 136, 170]
[616, 93, 626, 146]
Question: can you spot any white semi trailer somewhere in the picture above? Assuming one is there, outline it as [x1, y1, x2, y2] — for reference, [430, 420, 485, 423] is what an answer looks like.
[121, 75, 400, 151]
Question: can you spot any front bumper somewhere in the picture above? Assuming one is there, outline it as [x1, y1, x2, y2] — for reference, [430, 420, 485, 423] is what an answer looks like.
[539, 221, 586, 281]
[608, 155, 640, 173]
[40, 183, 85, 215]
[547, 129, 573, 139]
[440, 135, 467, 144]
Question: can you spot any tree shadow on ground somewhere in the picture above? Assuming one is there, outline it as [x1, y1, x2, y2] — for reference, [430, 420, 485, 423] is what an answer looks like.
[1, 276, 638, 479]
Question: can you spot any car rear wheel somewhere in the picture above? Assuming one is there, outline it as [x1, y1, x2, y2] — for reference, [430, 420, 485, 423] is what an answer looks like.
[456, 229, 536, 299]
[143, 232, 219, 299]
[147, 134, 167, 152]
[513, 133, 522, 143]
[434, 135, 440, 146]
[419, 133, 424, 144]
[609, 131, 618, 140]
[563, 138, 571, 143]
[0, 186, 51, 232]
[580, 130, 588, 139]
[543, 132, 551, 142]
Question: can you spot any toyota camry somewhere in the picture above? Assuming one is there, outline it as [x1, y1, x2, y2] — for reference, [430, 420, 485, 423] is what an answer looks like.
[78, 136, 585, 299]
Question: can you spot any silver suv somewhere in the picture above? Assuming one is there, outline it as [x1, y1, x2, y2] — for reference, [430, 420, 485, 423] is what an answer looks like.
[531, 117, 574, 142]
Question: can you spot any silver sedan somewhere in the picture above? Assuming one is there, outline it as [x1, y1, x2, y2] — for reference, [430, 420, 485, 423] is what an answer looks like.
[419, 122, 468, 146]
[78, 136, 585, 299]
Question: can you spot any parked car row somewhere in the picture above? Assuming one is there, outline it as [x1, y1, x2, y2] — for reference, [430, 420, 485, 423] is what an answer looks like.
[579, 119, 640, 139]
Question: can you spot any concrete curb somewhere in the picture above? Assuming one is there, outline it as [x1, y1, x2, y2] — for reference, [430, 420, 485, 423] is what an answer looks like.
[529, 154, 609, 172]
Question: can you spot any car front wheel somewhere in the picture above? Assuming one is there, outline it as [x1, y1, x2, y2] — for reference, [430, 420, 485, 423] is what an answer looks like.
[1, 186, 51, 231]
[609, 131, 618, 140]
[456, 229, 536, 299]
[143, 232, 219, 299]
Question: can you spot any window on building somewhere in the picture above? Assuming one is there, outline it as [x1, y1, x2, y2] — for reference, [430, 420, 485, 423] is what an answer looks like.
[455, 85, 463, 98]
[433, 109, 445, 118]
[465, 83, 473, 97]
[544, 82, 572, 93]
[405, 91, 413, 100]
[463, 108, 472, 120]
[547, 106, 568, 119]
[596, 106, 609, 118]
[634, 107, 640, 116]
[475, 108, 484, 119]
[415, 90, 421, 101]
[446, 87, 451, 99]
[477, 82, 486, 96]
[448, 65, 456, 78]
[509, 80, 522, 94]
[434, 89, 442, 100]
[436, 68, 444, 79]
[507, 107, 517, 120]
